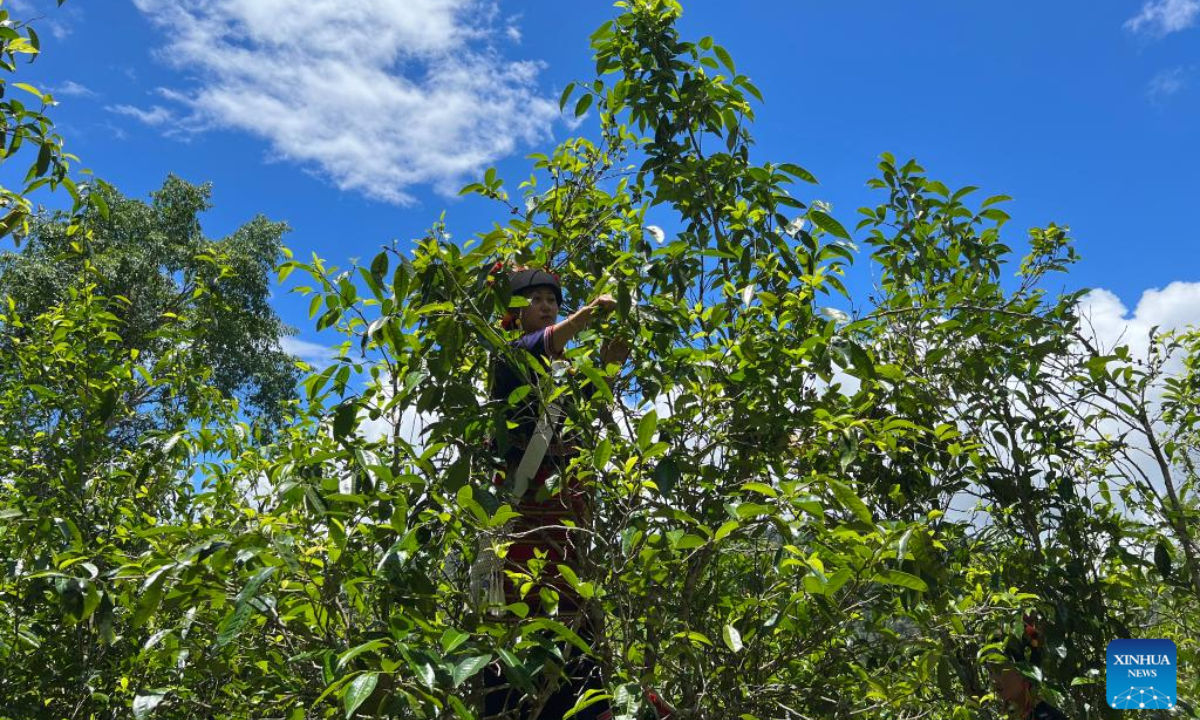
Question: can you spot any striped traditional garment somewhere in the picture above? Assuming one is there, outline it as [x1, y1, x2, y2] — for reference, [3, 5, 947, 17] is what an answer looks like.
[480, 325, 596, 620]
[478, 324, 647, 720]
[487, 456, 591, 617]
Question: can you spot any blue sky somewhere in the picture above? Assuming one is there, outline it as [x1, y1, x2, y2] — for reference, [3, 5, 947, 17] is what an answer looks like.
[5, 0, 1199, 361]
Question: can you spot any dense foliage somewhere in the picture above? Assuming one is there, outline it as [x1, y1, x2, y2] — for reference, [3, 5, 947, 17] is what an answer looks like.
[0, 175, 301, 435]
[0, 1, 1196, 719]
[0, 0, 74, 239]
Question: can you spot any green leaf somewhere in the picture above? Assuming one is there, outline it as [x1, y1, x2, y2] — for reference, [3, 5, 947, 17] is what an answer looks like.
[825, 568, 853, 595]
[742, 481, 777, 498]
[312, 674, 358, 709]
[337, 639, 389, 671]
[845, 341, 876, 380]
[872, 569, 928, 592]
[559, 82, 576, 111]
[580, 364, 614, 404]
[672, 630, 713, 646]
[392, 260, 411, 299]
[448, 695, 476, 720]
[713, 45, 736, 74]
[457, 484, 489, 524]
[34, 141, 51, 177]
[133, 691, 167, 719]
[722, 624, 743, 652]
[96, 593, 116, 645]
[344, 673, 379, 717]
[498, 648, 536, 694]
[563, 690, 612, 720]
[216, 566, 277, 647]
[951, 185, 979, 201]
[0, 210, 26, 240]
[779, 163, 817, 184]
[453, 654, 492, 688]
[1154, 540, 1173, 580]
[828, 479, 872, 524]
[505, 375, 532, 404]
[809, 210, 851, 241]
[617, 281, 630, 319]
[527, 618, 592, 655]
[637, 409, 658, 451]
[333, 400, 357, 441]
[896, 526, 915, 563]
[714, 520, 740, 542]
[131, 567, 171, 629]
[413, 661, 435, 689]
[440, 628, 470, 654]
[734, 502, 770, 520]
[653, 455, 679, 495]
[593, 437, 612, 471]
[369, 251, 389, 284]
[13, 82, 44, 101]
[574, 93, 594, 118]
[741, 78, 764, 103]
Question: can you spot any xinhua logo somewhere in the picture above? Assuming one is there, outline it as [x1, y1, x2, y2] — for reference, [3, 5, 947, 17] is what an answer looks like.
[1107, 639, 1177, 710]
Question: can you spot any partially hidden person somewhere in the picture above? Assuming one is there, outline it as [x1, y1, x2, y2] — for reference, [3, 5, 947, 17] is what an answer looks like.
[989, 616, 1068, 720]
[476, 264, 637, 720]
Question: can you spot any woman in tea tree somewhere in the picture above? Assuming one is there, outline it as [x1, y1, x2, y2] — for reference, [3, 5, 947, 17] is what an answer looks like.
[478, 265, 632, 720]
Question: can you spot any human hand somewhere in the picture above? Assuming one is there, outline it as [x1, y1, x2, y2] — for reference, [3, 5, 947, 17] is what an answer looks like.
[600, 337, 631, 366]
[589, 294, 617, 314]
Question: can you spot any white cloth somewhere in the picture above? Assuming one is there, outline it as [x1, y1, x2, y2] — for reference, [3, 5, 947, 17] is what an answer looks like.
[471, 359, 569, 615]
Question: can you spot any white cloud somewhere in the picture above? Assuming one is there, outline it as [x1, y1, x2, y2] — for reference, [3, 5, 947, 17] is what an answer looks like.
[1077, 281, 1200, 361]
[1074, 282, 1200, 502]
[1125, 0, 1200, 36]
[53, 80, 95, 98]
[1147, 66, 1190, 101]
[6, 0, 79, 39]
[359, 397, 434, 447]
[126, 0, 559, 204]
[45, 18, 71, 39]
[279, 336, 337, 365]
[108, 104, 177, 128]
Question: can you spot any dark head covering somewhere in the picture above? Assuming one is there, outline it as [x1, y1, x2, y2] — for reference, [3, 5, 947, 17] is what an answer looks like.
[508, 267, 563, 306]
[995, 615, 1045, 671]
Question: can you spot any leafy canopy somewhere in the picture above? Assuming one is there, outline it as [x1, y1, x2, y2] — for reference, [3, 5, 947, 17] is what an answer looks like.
[0, 1, 1197, 719]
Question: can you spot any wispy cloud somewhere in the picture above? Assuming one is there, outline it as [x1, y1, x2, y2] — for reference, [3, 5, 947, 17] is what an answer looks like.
[1125, 0, 1200, 37]
[504, 13, 524, 44]
[108, 104, 177, 128]
[124, 0, 559, 205]
[101, 121, 128, 142]
[279, 336, 337, 366]
[52, 80, 95, 98]
[1147, 66, 1191, 101]
[6, 0, 80, 40]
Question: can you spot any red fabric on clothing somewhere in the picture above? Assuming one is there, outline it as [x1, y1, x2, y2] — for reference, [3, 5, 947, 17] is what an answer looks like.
[492, 461, 591, 616]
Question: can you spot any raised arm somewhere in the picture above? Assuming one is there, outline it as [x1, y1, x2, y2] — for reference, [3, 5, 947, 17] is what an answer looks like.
[546, 294, 617, 357]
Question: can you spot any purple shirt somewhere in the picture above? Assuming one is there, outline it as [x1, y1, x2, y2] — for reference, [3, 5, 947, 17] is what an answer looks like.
[490, 326, 556, 464]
